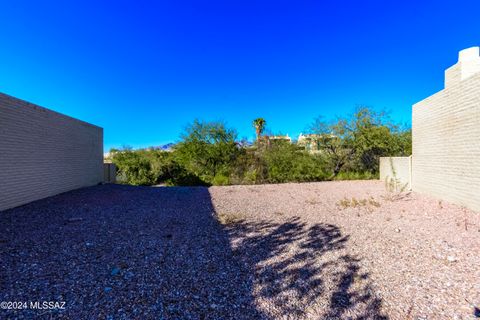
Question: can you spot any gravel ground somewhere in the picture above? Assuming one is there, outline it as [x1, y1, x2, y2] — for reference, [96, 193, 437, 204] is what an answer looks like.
[0, 181, 479, 319]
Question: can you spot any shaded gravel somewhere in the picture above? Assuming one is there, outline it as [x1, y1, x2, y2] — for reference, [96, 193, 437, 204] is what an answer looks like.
[0, 181, 479, 319]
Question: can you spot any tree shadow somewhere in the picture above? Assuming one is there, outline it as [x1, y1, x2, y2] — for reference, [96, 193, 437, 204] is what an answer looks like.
[0, 185, 262, 319]
[226, 217, 388, 319]
[0, 184, 387, 319]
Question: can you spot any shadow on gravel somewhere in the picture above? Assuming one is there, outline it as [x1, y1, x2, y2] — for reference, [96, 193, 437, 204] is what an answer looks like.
[0, 184, 387, 319]
[0, 185, 262, 319]
[226, 218, 388, 319]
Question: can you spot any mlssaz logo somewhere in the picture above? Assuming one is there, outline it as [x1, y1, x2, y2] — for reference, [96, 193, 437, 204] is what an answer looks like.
[30, 301, 66, 310]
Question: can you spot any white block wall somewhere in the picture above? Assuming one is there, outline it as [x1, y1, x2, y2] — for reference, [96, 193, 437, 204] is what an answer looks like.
[0, 92, 103, 211]
[379, 157, 412, 190]
[412, 50, 480, 212]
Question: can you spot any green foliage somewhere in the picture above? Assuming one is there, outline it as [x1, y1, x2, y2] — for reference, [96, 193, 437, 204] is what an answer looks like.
[111, 108, 412, 187]
[309, 107, 412, 178]
[260, 141, 327, 183]
[212, 174, 230, 186]
[111, 147, 209, 186]
[173, 120, 240, 184]
[333, 171, 377, 180]
[110, 149, 155, 185]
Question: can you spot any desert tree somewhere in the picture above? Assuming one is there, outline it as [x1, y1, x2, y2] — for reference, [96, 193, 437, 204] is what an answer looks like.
[309, 107, 411, 179]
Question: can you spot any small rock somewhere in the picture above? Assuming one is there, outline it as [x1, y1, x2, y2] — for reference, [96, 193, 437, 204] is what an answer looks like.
[104, 287, 113, 293]
[447, 256, 458, 262]
[395, 228, 401, 233]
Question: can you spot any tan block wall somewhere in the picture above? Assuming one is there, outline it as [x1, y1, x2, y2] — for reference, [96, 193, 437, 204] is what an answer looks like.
[444, 64, 462, 88]
[379, 156, 412, 190]
[412, 73, 480, 212]
[0, 92, 103, 211]
[445, 61, 480, 88]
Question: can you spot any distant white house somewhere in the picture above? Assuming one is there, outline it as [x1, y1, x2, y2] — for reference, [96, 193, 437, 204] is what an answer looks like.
[266, 134, 292, 143]
[297, 133, 336, 153]
[297, 133, 322, 153]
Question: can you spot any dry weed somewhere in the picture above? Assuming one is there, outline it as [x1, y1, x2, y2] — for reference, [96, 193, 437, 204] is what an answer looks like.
[216, 212, 246, 225]
[337, 196, 381, 212]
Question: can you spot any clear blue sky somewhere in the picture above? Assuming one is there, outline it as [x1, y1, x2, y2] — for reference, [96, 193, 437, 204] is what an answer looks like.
[1, 1, 479, 151]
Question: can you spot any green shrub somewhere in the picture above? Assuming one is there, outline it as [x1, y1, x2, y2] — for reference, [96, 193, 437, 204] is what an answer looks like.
[261, 142, 327, 183]
[212, 174, 230, 186]
[110, 149, 155, 185]
[242, 168, 260, 184]
[164, 166, 208, 186]
[173, 120, 240, 185]
[111, 148, 207, 186]
[334, 171, 378, 180]
[110, 107, 411, 187]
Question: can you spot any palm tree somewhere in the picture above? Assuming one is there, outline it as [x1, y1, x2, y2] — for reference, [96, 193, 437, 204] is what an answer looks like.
[253, 118, 266, 142]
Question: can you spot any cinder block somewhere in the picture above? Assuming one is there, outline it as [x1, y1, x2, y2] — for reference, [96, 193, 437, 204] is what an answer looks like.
[0, 92, 103, 211]
[412, 48, 480, 212]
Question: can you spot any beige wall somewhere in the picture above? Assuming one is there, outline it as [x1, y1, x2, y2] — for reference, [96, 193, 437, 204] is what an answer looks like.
[379, 156, 412, 190]
[412, 48, 480, 212]
[0, 92, 103, 211]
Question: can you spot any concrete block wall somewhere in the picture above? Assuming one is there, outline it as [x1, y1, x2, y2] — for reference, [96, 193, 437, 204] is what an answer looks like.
[412, 48, 480, 212]
[379, 156, 412, 190]
[0, 92, 103, 211]
[445, 47, 480, 88]
[103, 163, 116, 183]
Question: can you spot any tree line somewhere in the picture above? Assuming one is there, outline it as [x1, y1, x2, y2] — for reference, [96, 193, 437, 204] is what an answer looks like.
[110, 107, 411, 186]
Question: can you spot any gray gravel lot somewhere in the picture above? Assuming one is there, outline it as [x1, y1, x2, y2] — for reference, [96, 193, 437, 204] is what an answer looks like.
[0, 181, 479, 319]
